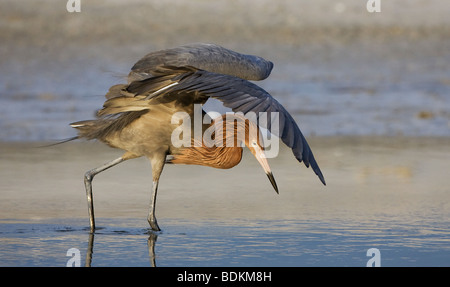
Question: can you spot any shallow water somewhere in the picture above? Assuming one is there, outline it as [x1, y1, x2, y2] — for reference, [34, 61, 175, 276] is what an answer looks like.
[1, 216, 449, 267]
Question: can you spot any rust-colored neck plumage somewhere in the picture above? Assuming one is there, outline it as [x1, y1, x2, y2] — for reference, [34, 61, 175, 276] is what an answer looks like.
[170, 114, 260, 169]
[170, 145, 243, 169]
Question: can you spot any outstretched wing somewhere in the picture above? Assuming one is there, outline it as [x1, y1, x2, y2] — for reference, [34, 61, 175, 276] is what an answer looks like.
[129, 43, 273, 82]
[130, 67, 325, 185]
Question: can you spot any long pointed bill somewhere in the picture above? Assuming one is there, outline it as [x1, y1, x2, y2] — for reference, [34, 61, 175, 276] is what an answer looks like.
[266, 172, 279, 194]
[254, 148, 279, 194]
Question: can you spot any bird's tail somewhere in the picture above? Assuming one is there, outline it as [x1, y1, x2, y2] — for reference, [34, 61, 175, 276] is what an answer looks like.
[40, 119, 107, 148]
[69, 110, 148, 142]
[38, 136, 79, 147]
[69, 119, 112, 141]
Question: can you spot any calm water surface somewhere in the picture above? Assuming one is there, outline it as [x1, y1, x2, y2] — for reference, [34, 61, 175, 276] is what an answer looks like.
[1, 216, 449, 267]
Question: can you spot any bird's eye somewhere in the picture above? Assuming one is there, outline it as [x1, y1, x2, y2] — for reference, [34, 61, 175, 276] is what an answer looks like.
[252, 141, 257, 146]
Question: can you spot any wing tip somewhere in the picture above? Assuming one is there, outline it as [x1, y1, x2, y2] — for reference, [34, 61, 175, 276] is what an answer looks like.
[309, 164, 326, 186]
[316, 170, 326, 186]
[309, 159, 326, 186]
[295, 154, 326, 186]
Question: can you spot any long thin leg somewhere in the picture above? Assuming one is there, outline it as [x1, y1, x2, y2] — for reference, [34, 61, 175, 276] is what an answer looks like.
[84, 157, 125, 232]
[147, 180, 161, 231]
[147, 155, 166, 231]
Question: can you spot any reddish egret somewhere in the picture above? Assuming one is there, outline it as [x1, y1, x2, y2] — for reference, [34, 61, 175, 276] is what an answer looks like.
[70, 43, 325, 232]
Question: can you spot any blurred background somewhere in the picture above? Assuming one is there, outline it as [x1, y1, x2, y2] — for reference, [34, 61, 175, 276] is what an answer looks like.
[1, 0, 450, 267]
[1, 0, 449, 141]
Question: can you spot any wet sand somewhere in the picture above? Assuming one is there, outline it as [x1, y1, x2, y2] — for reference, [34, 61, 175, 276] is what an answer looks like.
[1, 137, 449, 223]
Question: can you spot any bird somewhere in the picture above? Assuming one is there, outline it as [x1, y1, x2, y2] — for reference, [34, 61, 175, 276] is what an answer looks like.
[69, 43, 325, 232]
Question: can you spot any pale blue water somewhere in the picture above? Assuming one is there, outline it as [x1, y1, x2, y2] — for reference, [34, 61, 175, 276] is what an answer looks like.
[1, 217, 449, 267]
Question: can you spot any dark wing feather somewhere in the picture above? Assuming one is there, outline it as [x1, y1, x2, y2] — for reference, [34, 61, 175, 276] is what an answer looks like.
[145, 68, 325, 185]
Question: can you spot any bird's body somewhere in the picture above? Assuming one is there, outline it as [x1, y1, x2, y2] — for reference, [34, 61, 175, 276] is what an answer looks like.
[71, 43, 325, 232]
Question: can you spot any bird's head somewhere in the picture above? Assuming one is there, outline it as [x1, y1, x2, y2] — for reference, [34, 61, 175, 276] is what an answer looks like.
[215, 114, 279, 194]
[244, 120, 279, 194]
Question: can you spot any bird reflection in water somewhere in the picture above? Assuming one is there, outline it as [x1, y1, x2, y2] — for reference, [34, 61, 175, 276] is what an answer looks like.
[84, 231, 158, 267]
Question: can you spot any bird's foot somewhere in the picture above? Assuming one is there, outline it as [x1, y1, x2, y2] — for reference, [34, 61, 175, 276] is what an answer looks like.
[148, 217, 161, 232]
